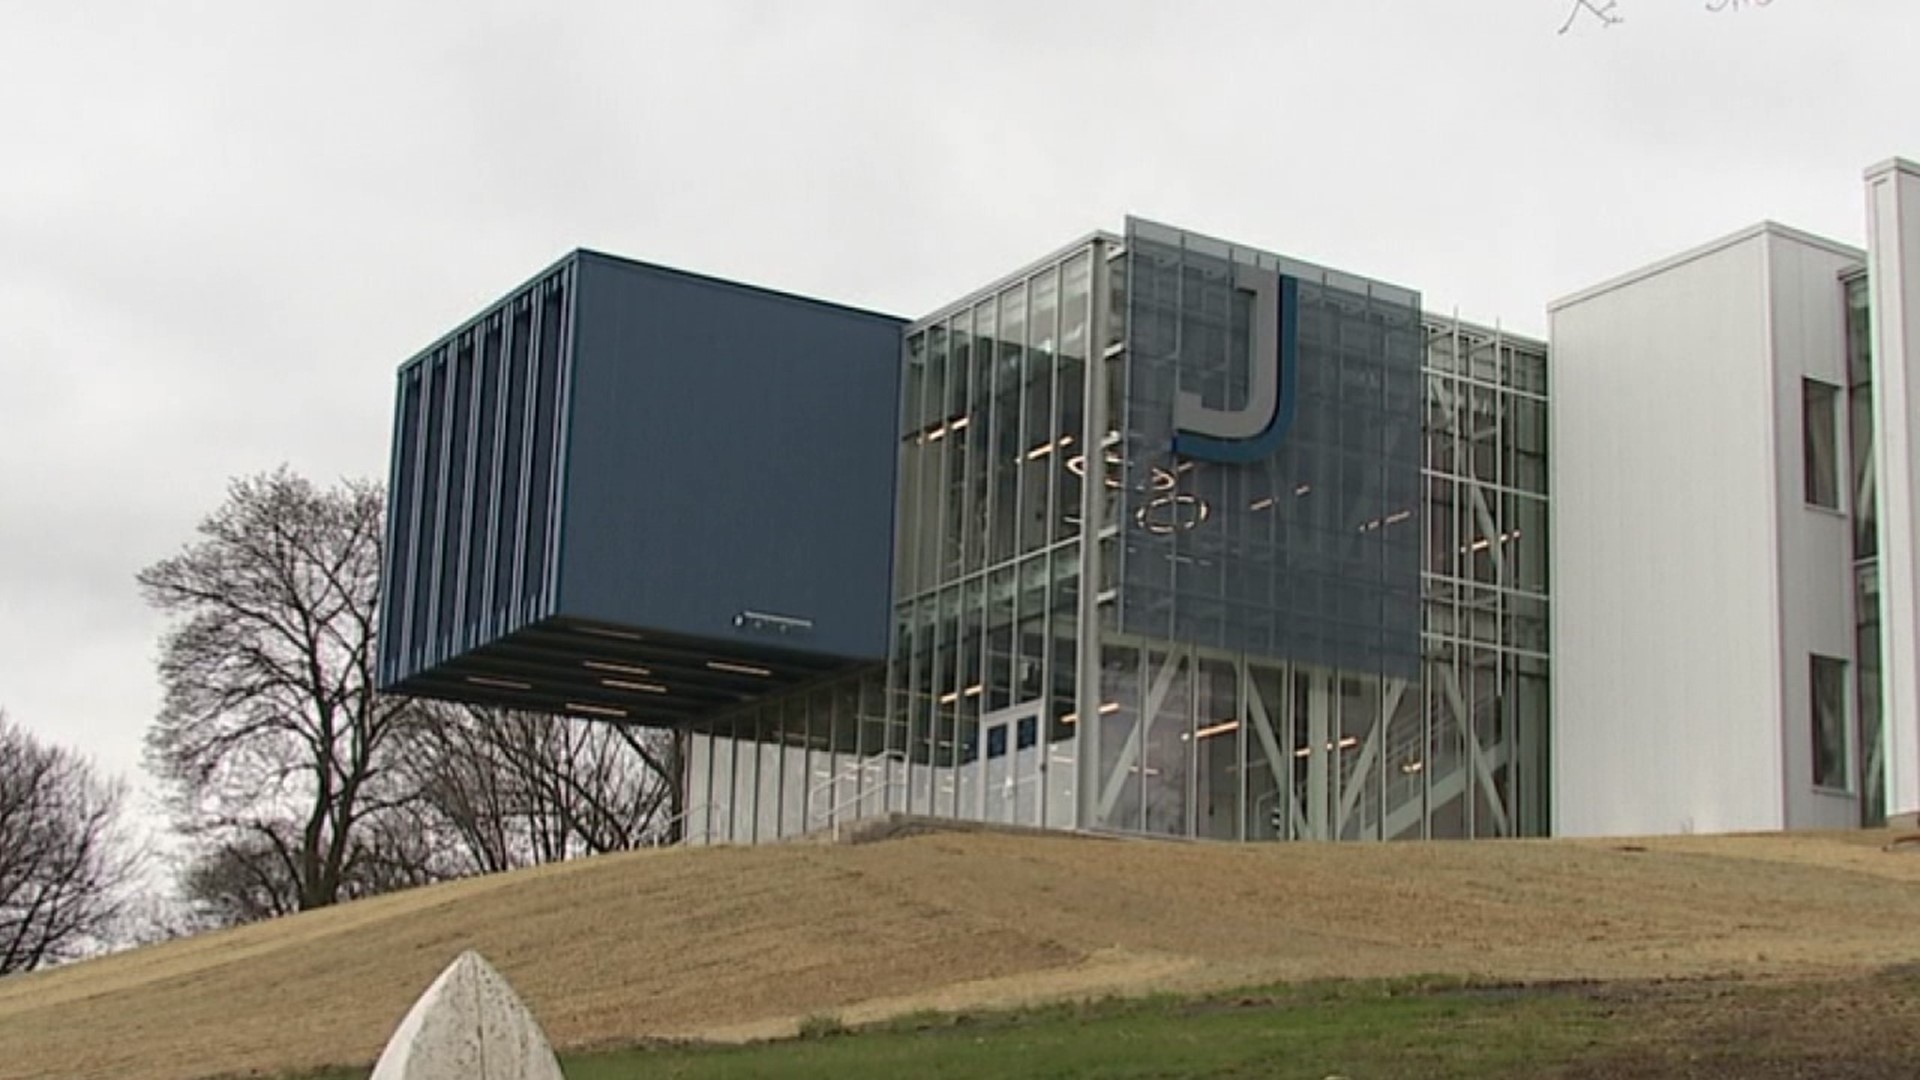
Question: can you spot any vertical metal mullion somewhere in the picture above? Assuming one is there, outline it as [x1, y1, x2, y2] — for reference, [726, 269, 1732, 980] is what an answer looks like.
[423, 348, 459, 664]
[542, 266, 578, 614]
[1012, 278, 1031, 562]
[923, 322, 951, 816]
[398, 366, 432, 673]
[1185, 644, 1199, 838]
[958, 307, 978, 583]
[1236, 655, 1249, 841]
[1418, 328, 1433, 842]
[1377, 673, 1389, 840]
[1077, 244, 1116, 831]
[391, 368, 426, 672]
[1045, 260, 1065, 551]
[478, 312, 510, 637]
[1135, 643, 1150, 832]
[450, 333, 486, 655]
[1039, 268, 1067, 823]
[1281, 661, 1295, 840]
[509, 289, 545, 621]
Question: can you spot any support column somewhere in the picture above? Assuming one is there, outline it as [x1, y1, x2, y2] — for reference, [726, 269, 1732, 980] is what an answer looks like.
[1306, 671, 1330, 840]
[1865, 159, 1920, 823]
[1076, 240, 1116, 830]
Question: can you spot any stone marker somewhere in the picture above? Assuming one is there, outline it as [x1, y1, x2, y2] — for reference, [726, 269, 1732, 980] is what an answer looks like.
[370, 950, 566, 1080]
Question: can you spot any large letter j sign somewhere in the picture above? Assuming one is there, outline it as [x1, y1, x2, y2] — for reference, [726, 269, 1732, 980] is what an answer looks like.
[1172, 266, 1298, 464]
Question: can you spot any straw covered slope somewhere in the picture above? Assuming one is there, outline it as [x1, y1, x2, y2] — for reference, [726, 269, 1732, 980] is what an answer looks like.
[5, 826, 1920, 1080]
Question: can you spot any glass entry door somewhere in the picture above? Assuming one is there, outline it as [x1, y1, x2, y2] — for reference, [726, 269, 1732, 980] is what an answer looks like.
[979, 702, 1044, 825]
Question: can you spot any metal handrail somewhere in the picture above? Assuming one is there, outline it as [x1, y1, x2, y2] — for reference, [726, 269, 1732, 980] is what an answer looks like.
[657, 801, 727, 846]
[805, 749, 909, 823]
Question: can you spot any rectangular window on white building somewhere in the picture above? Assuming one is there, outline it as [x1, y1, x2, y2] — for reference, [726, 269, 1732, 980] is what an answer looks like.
[1803, 378, 1840, 509]
[1811, 654, 1849, 790]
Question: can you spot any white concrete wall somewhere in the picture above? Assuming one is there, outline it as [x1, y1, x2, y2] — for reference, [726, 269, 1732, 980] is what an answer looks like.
[1764, 230, 1867, 830]
[1550, 228, 1788, 836]
[1865, 160, 1920, 822]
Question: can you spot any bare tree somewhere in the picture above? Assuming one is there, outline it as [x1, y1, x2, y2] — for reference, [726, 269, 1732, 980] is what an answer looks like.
[178, 832, 302, 926]
[0, 712, 136, 974]
[394, 704, 679, 875]
[140, 469, 417, 916]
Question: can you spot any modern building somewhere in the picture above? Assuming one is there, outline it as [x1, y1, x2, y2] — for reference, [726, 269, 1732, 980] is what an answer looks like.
[378, 156, 1920, 843]
[1553, 160, 1920, 837]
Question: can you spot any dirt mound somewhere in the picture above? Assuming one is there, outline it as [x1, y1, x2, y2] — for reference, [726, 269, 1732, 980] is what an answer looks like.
[4, 827, 1920, 1080]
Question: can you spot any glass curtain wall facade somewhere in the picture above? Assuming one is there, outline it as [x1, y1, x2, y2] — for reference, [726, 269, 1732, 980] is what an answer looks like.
[683, 224, 1551, 844]
[886, 240, 1100, 830]
[1417, 317, 1550, 838]
[1844, 270, 1886, 825]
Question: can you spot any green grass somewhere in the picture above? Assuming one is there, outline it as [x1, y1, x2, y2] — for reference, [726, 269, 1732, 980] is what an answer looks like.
[575, 981, 1602, 1080]
[283, 969, 1920, 1079]
[289, 977, 1610, 1080]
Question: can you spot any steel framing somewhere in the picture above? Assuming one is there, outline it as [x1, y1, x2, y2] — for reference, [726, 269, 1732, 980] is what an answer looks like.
[683, 234, 1552, 845]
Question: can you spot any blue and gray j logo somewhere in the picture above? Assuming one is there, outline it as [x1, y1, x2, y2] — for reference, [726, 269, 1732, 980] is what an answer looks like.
[1171, 266, 1299, 464]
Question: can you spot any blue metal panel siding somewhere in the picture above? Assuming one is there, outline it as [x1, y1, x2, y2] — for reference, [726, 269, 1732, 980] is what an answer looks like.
[559, 253, 902, 660]
[377, 259, 577, 688]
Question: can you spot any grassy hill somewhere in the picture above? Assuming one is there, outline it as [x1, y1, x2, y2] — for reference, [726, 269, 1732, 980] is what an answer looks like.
[4, 825, 1920, 1080]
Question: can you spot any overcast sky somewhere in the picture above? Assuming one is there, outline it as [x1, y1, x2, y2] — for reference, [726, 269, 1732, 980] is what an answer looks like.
[2, 0, 1914, 832]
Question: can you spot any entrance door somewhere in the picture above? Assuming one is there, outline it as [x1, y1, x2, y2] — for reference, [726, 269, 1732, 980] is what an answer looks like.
[979, 702, 1044, 825]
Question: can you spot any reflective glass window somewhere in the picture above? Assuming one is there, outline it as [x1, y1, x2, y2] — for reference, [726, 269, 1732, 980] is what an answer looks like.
[1803, 378, 1840, 510]
[1812, 654, 1849, 790]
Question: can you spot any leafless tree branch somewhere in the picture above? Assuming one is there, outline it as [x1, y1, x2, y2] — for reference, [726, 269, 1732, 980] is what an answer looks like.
[0, 712, 138, 973]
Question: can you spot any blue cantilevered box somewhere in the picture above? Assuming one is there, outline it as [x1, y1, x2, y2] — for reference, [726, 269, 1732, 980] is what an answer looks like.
[377, 250, 903, 724]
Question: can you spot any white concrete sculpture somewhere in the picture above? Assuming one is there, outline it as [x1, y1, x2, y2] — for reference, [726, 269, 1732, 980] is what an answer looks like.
[370, 950, 566, 1080]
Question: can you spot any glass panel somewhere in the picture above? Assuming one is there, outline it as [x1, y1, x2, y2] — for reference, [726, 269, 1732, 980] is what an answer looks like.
[1812, 654, 1850, 790]
[686, 733, 712, 845]
[1851, 383, 1878, 558]
[1142, 646, 1192, 837]
[1046, 553, 1080, 828]
[991, 286, 1026, 565]
[1194, 655, 1240, 840]
[1097, 642, 1143, 831]
[931, 588, 960, 819]
[986, 566, 1016, 711]
[1508, 396, 1547, 496]
[1426, 656, 1465, 839]
[965, 302, 997, 574]
[1016, 556, 1050, 705]
[1012, 709, 1042, 826]
[1856, 563, 1885, 823]
[960, 575, 985, 740]
[782, 699, 809, 838]
[831, 680, 862, 827]
[1803, 378, 1840, 510]
[756, 712, 781, 842]
[1467, 648, 1504, 838]
[918, 326, 950, 592]
[1511, 495, 1548, 595]
[1337, 675, 1382, 841]
[1469, 384, 1501, 485]
[907, 599, 934, 813]
[1244, 661, 1286, 840]
[943, 315, 970, 580]
[1055, 258, 1090, 545]
[1384, 676, 1427, 840]
[708, 729, 734, 843]
[897, 333, 927, 597]
[1105, 245, 1127, 351]
[1021, 268, 1058, 555]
